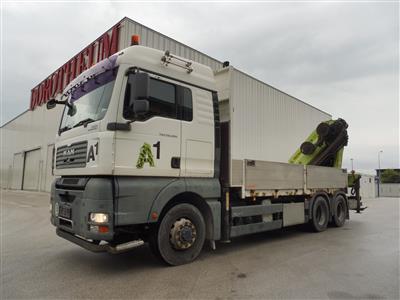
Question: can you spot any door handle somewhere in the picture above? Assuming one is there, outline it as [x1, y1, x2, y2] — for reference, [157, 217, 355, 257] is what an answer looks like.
[171, 157, 180, 169]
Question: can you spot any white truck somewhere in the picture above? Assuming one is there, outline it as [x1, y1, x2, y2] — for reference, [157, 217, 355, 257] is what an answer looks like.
[48, 41, 351, 265]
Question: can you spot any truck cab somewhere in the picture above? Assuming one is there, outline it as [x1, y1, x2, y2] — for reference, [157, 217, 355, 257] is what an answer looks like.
[51, 46, 222, 265]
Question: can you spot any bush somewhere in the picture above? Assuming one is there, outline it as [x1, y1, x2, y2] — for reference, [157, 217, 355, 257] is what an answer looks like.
[381, 169, 400, 183]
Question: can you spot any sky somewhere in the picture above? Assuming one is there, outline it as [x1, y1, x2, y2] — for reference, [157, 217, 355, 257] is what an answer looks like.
[1, 1, 399, 174]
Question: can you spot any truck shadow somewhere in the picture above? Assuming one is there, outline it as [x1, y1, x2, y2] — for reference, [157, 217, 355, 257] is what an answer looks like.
[58, 221, 360, 273]
[204, 220, 362, 258]
[205, 225, 310, 256]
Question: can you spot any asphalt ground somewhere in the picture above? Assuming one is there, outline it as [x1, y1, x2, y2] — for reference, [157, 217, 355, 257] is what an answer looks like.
[1, 190, 399, 299]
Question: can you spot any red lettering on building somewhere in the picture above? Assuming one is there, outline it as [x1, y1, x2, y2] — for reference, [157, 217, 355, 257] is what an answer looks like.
[101, 26, 119, 59]
[61, 63, 70, 90]
[51, 72, 59, 98]
[29, 23, 120, 110]
[30, 89, 39, 110]
[96, 39, 102, 63]
[77, 52, 86, 74]
[85, 44, 95, 68]
[55, 68, 64, 95]
[66, 60, 73, 85]
[70, 56, 78, 82]
[43, 78, 53, 104]
[38, 82, 45, 105]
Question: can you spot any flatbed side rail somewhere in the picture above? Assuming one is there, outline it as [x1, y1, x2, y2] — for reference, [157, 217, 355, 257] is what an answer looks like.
[231, 159, 347, 198]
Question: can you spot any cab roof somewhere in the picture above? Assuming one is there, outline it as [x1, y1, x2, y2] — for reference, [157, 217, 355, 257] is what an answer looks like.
[117, 46, 217, 92]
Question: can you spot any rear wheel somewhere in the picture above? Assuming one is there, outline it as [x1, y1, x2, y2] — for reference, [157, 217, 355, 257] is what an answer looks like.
[332, 195, 347, 227]
[311, 196, 329, 232]
[149, 203, 206, 266]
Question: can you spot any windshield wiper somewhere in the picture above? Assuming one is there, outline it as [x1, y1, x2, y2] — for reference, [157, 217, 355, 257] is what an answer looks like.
[59, 126, 71, 134]
[73, 118, 96, 128]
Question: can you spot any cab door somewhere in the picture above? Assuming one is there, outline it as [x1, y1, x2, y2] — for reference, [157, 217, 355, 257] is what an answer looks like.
[180, 86, 215, 177]
[114, 74, 181, 177]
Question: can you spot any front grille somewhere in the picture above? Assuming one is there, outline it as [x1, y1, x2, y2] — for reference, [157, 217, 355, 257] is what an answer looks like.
[56, 141, 88, 169]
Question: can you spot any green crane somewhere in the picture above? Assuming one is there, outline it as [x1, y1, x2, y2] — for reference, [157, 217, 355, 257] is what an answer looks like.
[289, 119, 366, 212]
[289, 118, 348, 168]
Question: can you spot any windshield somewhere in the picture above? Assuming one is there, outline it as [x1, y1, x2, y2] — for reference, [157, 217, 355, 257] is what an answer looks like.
[59, 68, 117, 133]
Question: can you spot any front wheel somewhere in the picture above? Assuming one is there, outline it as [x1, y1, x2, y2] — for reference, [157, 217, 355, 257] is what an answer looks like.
[149, 203, 206, 266]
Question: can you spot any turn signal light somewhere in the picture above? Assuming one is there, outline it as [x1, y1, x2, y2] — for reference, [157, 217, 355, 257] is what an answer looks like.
[98, 226, 109, 233]
[90, 225, 109, 233]
[151, 212, 158, 220]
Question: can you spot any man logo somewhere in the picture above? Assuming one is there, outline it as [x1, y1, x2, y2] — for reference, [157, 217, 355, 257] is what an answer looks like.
[63, 149, 75, 156]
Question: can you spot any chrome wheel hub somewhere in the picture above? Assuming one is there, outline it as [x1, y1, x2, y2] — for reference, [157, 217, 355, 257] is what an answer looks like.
[170, 218, 197, 250]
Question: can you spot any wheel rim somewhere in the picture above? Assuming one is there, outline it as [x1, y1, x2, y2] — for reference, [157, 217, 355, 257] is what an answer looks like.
[316, 205, 326, 226]
[169, 218, 197, 250]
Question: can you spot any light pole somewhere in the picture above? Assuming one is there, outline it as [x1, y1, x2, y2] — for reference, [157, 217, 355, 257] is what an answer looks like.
[378, 150, 383, 197]
[350, 158, 354, 171]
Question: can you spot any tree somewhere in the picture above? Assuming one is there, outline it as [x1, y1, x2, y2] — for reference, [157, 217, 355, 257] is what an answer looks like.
[380, 169, 400, 183]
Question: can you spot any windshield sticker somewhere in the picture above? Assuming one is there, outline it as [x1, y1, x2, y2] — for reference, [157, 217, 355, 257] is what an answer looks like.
[136, 143, 155, 168]
[66, 54, 118, 95]
[71, 67, 118, 102]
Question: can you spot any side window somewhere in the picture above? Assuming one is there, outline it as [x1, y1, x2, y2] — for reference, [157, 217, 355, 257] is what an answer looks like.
[181, 87, 193, 121]
[148, 78, 177, 119]
[123, 73, 194, 122]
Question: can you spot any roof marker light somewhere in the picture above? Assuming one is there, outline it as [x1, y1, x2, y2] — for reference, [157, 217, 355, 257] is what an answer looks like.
[131, 35, 140, 46]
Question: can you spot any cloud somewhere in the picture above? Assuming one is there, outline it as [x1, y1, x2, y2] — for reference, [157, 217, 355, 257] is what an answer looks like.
[1, 2, 398, 171]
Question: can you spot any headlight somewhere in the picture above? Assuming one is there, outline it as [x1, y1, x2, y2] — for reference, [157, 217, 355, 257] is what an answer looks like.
[89, 213, 109, 223]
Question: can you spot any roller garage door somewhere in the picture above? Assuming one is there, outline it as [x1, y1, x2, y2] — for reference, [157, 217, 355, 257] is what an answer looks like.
[22, 148, 41, 191]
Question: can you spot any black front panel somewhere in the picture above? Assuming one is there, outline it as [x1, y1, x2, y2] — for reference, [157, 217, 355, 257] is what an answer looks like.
[51, 177, 114, 241]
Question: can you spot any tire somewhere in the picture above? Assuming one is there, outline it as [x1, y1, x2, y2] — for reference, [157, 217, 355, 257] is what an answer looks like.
[310, 196, 329, 232]
[332, 195, 347, 227]
[149, 203, 206, 266]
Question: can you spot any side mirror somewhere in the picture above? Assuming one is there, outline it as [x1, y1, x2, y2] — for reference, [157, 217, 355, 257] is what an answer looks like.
[46, 99, 57, 110]
[133, 99, 149, 116]
[125, 72, 150, 120]
[128, 72, 149, 105]
[133, 73, 150, 100]
[67, 103, 77, 116]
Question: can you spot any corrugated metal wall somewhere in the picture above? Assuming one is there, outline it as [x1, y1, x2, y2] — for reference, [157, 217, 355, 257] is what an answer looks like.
[1, 105, 63, 191]
[229, 68, 331, 163]
[120, 18, 223, 71]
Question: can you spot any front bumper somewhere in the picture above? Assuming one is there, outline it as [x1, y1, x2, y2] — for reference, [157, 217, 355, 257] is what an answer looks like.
[57, 228, 108, 252]
[56, 228, 144, 254]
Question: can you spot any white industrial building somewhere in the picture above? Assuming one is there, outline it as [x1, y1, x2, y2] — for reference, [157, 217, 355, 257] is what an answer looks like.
[1, 17, 332, 192]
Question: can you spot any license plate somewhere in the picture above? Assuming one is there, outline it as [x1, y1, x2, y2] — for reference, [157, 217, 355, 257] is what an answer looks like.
[59, 205, 72, 219]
